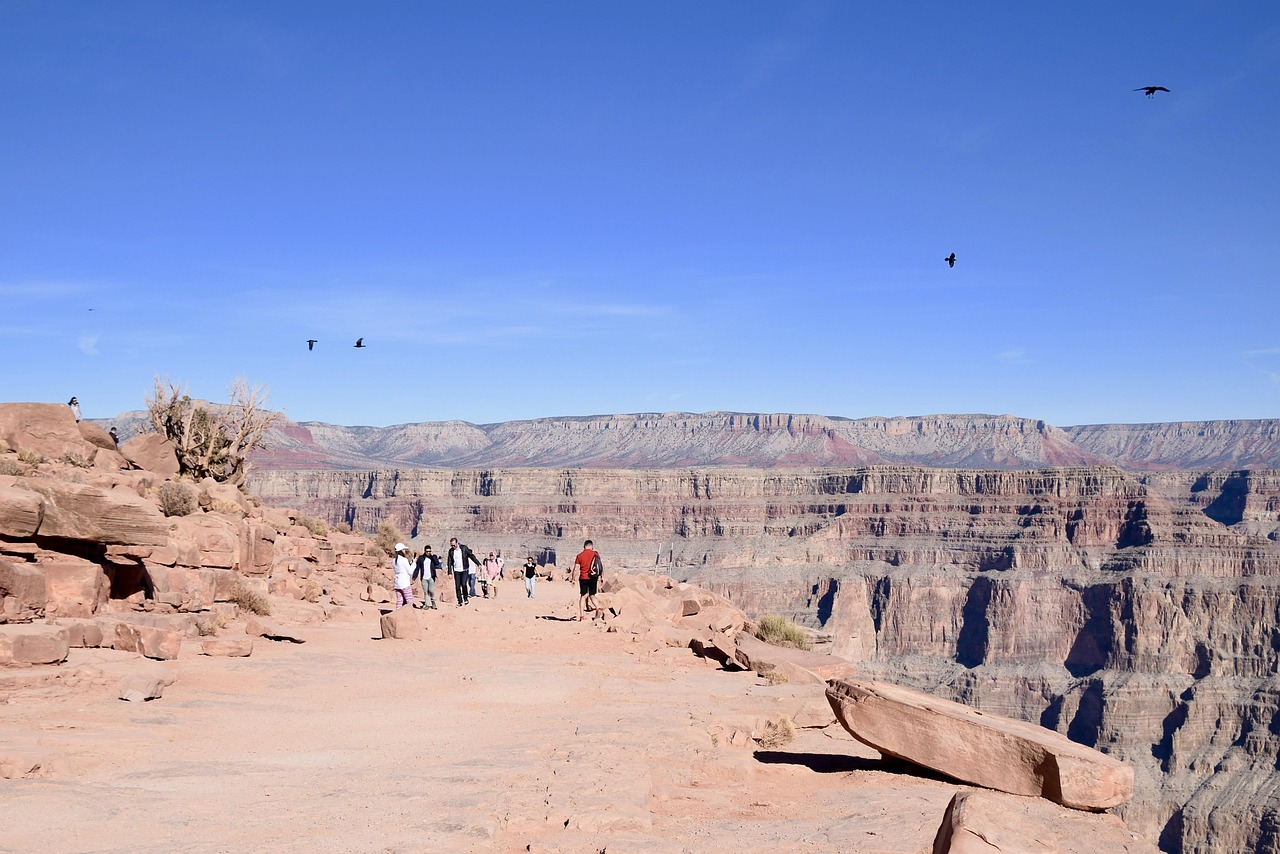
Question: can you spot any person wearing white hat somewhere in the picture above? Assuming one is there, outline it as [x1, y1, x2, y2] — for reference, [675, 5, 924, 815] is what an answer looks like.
[392, 543, 414, 609]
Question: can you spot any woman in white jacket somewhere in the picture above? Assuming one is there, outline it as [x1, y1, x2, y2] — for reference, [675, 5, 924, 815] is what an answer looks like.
[392, 543, 414, 609]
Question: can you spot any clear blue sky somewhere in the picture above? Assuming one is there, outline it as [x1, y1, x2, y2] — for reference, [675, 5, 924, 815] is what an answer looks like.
[2, 2, 1277, 427]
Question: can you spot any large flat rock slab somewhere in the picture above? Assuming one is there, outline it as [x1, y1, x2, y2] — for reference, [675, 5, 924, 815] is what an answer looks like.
[0, 624, 70, 666]
[827, 678, 1134, 811]
[932, 789, 1158, 854]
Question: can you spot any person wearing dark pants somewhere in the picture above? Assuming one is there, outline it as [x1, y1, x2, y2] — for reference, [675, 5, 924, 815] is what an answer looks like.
[447, 537, 481, 607]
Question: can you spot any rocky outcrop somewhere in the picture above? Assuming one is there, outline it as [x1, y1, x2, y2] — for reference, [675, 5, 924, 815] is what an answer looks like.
[827, 678, 1134, 810]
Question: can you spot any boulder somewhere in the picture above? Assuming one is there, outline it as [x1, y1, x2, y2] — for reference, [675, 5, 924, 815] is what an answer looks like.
[168, 514, 240, 569]
[77, 421, 117, 451]
[826, 679, 1134, 811]
[0, 624, 70, 666]
[114, 622, 183, 660]
[198, 478, 248, 514]
[200, 638, 253, 657]
[0, 559, 46, 616]
[42, 560, 108, 618]
[733, 632, 858, 685]
[15, 479, 168, 546]
[689, 629, 740, 668]
[0, 485, 43, 538]
[379, 607, 423, 640]
[50, 618, 105, 648]
[0, 403, 94, 460]
[117, 675, 167, 702]
[119, 433, 180, 477]
[931, 790, 1159, 854]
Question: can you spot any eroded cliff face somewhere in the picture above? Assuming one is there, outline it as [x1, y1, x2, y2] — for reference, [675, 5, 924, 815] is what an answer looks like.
[248, 464, 1280, 854]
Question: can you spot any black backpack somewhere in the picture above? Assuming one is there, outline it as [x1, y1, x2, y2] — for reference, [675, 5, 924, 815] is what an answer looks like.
[589, 553, 603, 579]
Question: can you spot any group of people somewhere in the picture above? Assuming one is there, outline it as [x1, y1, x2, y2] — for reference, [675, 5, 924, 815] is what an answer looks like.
[389, 537, 604, 621]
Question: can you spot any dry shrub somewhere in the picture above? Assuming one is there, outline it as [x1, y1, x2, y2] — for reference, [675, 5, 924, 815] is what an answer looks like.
[755, 615, 811, 650]
[59, 451, 92, 468]
[195, 612, 230, 636]
[362, 567, 385, 588]
[756, 716, 797, 749]
[760, 669, 790, 686]
[0, 439, 9, 454]
[374, 520, 404, 557]
[229, 582, 271, 616]
[157, 481, 197, 517]
[209, 498, 246, 517]
[297, 515, 326, 537]
[302, 580, 322, 603]
[334, 522, 351, 535]
[0, 456, 25, 477]
[17, 449, 44, 466]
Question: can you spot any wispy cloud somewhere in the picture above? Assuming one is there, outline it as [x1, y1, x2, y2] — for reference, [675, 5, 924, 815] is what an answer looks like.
[998, 348, 1031, 364]
[78, 335, 99, 356]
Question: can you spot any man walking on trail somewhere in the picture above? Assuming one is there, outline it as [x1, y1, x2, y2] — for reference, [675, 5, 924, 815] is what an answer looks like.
[414, 545, 441, 609]
[573, 539, 602, 622]
[448, 537, 481, 607]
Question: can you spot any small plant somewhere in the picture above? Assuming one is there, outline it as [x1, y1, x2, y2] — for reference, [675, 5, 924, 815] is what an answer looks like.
[297, 515, 327, 537]
[302, 580, 322, 603]
[195, 612, 229, 636]
[17, 449, 44, 466]
[59, 451, 92, 468]
[157, 481, 197, 517]
[209, 498, 246, 517]
[0, 439, 9, 453]
[754, 615, 812, 651]
[362, 567, 385, 588]
[334, 522, 352, 535]
[0, 456, 25, 477]
[229, 582, 271, 616]
[756, 716, 797, 749]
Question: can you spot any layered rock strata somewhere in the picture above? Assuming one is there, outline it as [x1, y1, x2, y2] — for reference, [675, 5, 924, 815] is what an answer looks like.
[249, 463, 1280, 853]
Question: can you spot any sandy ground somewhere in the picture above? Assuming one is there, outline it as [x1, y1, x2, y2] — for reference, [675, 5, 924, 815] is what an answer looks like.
[2, 577, 1116, 854]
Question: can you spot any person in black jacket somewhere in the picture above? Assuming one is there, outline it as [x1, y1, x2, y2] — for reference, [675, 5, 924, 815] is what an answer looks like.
[446, 538, 481, 607]
[413, 545, 442, 609]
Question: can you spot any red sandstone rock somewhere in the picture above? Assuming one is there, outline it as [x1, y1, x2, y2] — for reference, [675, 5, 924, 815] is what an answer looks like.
[0, 485, 43, 538]
[733, 632, 857, 684]
[114, 623, 183, 660]
[200, 638, 253, 657]
[119, 433, 180, 476]
[245, 616, 305, 643]
[0, 558, 46, 618]
[931, 789, 1158, 854]
[42, 560, 108, 618]
[168, 514, 239, 569]
[0, 403, 95, 461]
[15, 479, 168, 546]
[77, 422, 117, 451]
[117, 675, 168, 702]
[827, 679, 1134, 811]
[0, 624, 70, 666]
[380, 608, 423, 640]
[50, 618, 105, 648]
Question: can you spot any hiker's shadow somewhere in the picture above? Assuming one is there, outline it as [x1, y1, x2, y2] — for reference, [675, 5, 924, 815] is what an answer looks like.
[753, 751, 955, 782]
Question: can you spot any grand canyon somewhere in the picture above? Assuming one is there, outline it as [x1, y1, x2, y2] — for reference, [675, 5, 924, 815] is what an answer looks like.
[238, 410, 1280, 853]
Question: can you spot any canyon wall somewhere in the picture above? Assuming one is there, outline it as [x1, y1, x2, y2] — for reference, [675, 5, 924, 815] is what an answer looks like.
[249, 464, 1280, 853]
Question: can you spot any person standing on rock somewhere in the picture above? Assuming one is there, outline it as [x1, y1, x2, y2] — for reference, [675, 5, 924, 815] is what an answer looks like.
[524, 556, 538, 598]
[68, 396, 81, 422]
[392, 543, 414, 609]
[573, 539, 603, 622]
[448, 538, 481, 607]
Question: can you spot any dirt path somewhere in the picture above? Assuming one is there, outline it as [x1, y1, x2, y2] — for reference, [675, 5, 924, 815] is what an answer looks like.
[2, 579, 1004, 853]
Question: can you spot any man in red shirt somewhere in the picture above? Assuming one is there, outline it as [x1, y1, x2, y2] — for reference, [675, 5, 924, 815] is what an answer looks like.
[573, 539, 602, 622]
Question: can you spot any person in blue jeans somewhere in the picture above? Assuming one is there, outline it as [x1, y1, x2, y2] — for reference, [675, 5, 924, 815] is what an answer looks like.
[523, 556, 538, 598]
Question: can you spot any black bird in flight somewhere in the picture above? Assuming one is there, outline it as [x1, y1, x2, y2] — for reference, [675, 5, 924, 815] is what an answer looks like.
[1134, 86, 1169, 98]
[306, 339, 317, 351]
[945, 253, 956, 268]
[354, 338, 366, 348]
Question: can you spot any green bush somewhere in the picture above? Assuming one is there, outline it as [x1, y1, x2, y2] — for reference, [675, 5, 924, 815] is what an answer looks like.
[754, 615, 811, 650]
